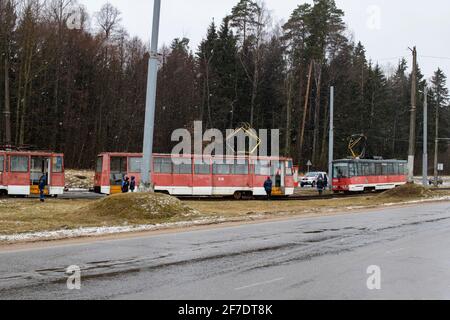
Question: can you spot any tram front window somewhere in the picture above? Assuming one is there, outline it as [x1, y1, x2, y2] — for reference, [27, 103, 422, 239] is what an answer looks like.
[333, 163, 349, 179]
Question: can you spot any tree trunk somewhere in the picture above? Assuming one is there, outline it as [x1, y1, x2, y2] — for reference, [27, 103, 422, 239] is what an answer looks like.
[250, 52, 259, 127]
[311, 62, 322, 165]
[4, 55, 12, 143]
[285, 74, 293, 156]
[205, 58, 213, 128]
[19, 45, 34, 146]
[14, 68, 22, 145]
[299, 61, 313, 165]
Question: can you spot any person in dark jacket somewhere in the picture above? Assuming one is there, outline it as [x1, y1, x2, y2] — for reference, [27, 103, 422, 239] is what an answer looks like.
[317, 174, 325, 196]
[264, 177, 273, 200]
[122, 176, 130, 193]
[130, 176, 136, 193]
[323, 174, 329, 189]
[38, 173, 48, 202]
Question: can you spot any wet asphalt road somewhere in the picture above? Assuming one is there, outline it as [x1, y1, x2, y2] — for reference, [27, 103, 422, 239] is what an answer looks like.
[1, 201, 450, 300]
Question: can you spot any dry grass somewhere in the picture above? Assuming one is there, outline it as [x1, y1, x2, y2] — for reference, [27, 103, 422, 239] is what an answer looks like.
[0, 199, 91, 235]
[0, 187, 449, 236]
[377, 183, 433, 199]
[0, 194, 200, 235]
[184, 197, 373, 218]
[80, 193, 199, 220]
[185, 186, 450, 218]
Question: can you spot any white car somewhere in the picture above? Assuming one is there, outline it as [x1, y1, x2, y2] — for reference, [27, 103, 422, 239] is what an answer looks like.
[300, 172, 329, 188]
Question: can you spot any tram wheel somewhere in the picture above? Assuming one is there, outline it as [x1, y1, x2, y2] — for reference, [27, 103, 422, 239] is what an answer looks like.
[233, 191, 243, 200]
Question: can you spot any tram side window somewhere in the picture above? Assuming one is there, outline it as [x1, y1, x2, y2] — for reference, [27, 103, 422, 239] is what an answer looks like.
[129, 157, 142, 173]
[382, 163, 395, 175]
[213, 161, 231, 175]
[154, 158, 172, 174]
[375, 164, 382, 176]
[96, 157, 103, 173]
[255, 160, 270, 176]
[233, 160, 249, 175]
[11, 156, 29, 173]
[271, 161, 282, 176]
[399, 163, 407, 175]
[361, 163, 371, 176]
[393, 163, 399, 175]
[388, 163, 395, 175]
[0, 156, 3, 172]
[349, 163, 357, 177]
[52, 156, 63, 173]
[195, 160, 211, 175]
[369, 163, 376, 176]
[382, 163, 388, 175]
[173, 159, 192, 174]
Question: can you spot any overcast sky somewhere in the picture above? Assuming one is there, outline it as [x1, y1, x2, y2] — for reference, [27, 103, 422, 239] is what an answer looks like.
[80, 0, 450, 83]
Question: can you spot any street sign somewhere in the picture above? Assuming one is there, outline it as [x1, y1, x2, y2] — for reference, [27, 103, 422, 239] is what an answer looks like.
[438, 163, 444, 171]
[306, 160, 312, 173]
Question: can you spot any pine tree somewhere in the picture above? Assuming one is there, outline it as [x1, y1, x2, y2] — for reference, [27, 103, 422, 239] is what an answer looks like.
[431, 68, 450, 155]
[197, 21, 218, 128]
[229, 0, 265, 126]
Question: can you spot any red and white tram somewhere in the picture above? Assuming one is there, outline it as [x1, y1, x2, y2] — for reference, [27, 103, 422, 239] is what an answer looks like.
[332, 159, 408, 193]
[94, 153, 295, 199]
[0, 150, 65, 196]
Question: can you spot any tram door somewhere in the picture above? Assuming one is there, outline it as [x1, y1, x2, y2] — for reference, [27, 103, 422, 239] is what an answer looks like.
[110, 157, 127, 194]
[271, 161, 284, 196]
[30, 157, 50, 195]
[0, 155, 4, 187]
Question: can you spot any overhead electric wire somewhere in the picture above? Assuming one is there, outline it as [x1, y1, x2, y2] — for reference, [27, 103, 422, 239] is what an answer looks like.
[420, 55, 450, 61]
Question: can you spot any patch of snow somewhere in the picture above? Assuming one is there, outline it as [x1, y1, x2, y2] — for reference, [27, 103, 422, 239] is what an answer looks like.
[381, 196, 450, 207]
[0, 217, 227, 243]
[2, 196, 450, 244]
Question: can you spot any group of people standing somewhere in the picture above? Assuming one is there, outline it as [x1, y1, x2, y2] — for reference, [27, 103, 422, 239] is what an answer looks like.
[264, 173, 329, 200]
[121, 176, 136, 193]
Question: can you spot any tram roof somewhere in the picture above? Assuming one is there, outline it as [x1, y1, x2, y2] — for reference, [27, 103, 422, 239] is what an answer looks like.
[0, 150, 63, 156]
[97, 152, 293, 161]
[333, 159, 408, 163]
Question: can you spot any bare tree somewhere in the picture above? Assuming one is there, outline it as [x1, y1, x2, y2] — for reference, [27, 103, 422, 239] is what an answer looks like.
[15, 0, 43, 145]
[230, 0, 269, 127]
[45, 0, 77, 149]
[95, 2, 121, 40]
[1, 0, 17, 143]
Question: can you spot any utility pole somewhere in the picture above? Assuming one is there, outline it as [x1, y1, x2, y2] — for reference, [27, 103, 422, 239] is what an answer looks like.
[328, 86, 334, 191]
[434, 85, 440, 187]
[140, 0, 161, 192]
[4, 56, 12, 144]
[423, 86, 428, 187]
[407, 46, 417, 183]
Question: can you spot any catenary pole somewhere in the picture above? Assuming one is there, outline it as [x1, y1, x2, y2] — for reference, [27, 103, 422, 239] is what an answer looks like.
[423, 86, 428, 187]
[328, 86, 334, 191]
[140, 0, 161, 192]
[434, 85, 440, 186]
[407, 46, 417, 183]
